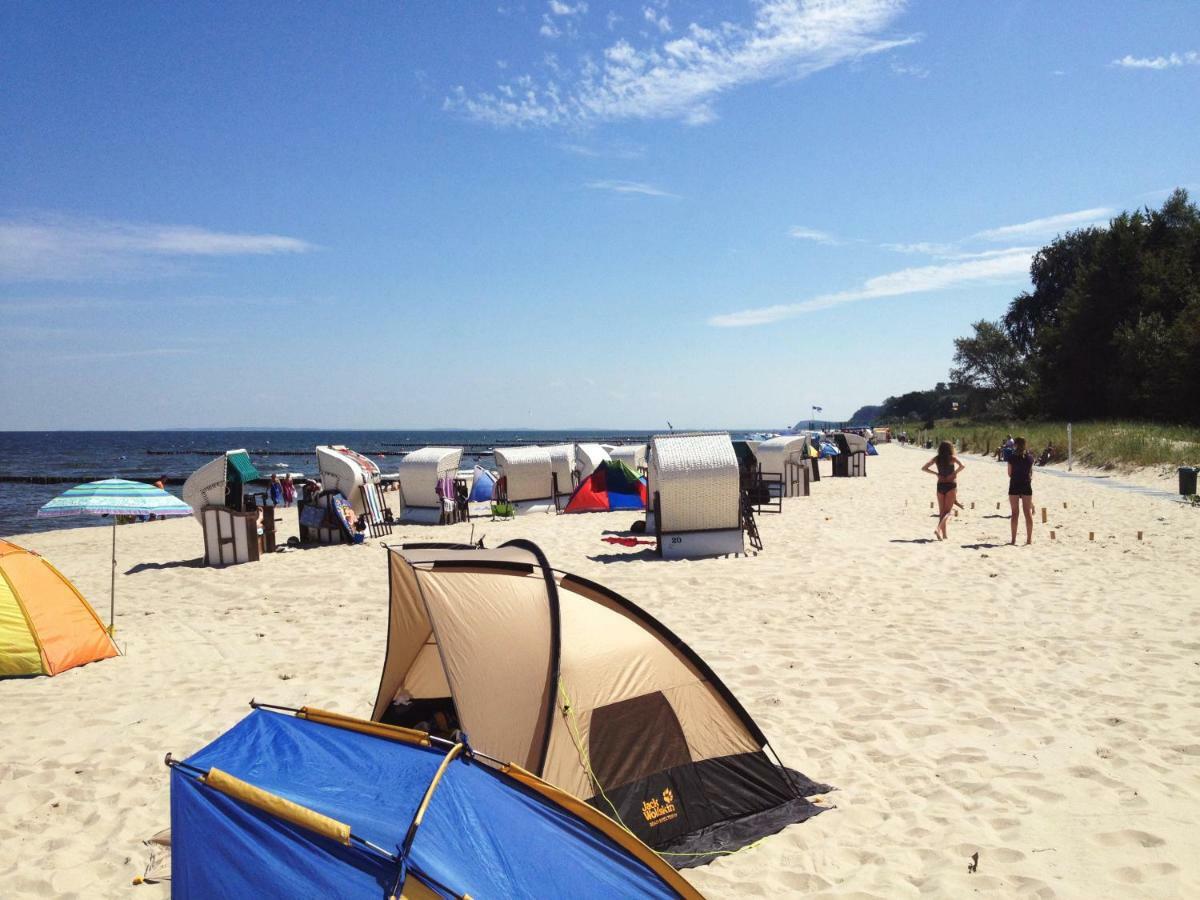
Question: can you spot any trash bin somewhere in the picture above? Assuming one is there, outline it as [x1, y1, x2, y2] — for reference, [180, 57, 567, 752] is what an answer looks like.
[1179, 466, 1198, 495]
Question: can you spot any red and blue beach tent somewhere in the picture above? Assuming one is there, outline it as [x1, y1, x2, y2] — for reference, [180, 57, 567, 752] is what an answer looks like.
[563, 460, 647, 513]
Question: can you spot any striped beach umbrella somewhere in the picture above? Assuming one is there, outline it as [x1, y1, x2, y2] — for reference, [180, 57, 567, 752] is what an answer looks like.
[37, 479, 192, 634]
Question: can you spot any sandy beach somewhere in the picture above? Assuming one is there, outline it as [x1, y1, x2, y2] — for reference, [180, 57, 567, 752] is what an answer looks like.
[2, 444, 1197, 898]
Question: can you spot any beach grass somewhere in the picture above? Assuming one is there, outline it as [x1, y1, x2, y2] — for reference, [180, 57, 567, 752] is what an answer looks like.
[884, 419, 1200, 470]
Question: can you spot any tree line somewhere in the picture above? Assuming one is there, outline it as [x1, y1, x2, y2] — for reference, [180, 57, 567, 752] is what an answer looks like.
[871, 189, 1200, 425]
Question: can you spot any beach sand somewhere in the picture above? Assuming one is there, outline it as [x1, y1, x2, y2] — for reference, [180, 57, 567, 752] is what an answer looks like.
[2, 445, 1197, 898]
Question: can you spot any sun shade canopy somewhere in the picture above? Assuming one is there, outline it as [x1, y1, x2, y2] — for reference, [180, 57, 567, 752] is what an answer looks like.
[37, 479, 192, 519]
[170, 707, 701, 899]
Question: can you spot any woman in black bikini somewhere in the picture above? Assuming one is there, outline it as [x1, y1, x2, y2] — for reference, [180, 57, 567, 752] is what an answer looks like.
[922, 441, 964, 541]
[1008, 435, 1035, 545]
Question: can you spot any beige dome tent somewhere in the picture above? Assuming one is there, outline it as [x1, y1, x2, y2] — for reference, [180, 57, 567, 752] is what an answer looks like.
[371, 541, 830, 866]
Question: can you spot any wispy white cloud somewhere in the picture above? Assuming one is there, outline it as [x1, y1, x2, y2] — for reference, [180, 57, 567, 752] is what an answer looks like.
[0, 214, 314, 281]
[643, 5, 672, 34]
[0, 296, 126, 312]
[973, 207, 1112, 242]
[881, 240, 955, 255]
[540, 0, 588, 39]
[1111, 51, 1199, 70]
[709, 247, 1033, 327]
[890, 58, 928, 78]
[448, 0, 914, 127]
[712, 202, 1118, 326]
[549, 0, 587, 15]
[585, 179, 678, 197]
[788, 226, 841, 245]
[559, 140, 645, 159]
[48, 348, 199, 362]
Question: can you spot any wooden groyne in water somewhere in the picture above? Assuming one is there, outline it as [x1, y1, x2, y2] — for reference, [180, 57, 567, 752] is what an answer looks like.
[2, 435, 657, 484]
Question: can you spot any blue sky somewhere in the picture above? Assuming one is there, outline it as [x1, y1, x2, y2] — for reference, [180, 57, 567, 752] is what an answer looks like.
[1, 0, 1196, 429]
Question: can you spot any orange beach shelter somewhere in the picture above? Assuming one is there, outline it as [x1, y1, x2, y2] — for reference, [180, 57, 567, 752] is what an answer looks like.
[0, 540, 119, 678]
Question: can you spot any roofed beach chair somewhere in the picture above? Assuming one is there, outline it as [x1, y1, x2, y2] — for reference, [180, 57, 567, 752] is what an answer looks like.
[396, 447, 463, 524]
[608, 443, 648, 475]
[832, 432, 868, 477]
[492, 446, 556, 513]
[648, 431, 753, 559]
[546, 443, 578, 509]
[574, 443, 611, 482]
[756, 435, 812, 498]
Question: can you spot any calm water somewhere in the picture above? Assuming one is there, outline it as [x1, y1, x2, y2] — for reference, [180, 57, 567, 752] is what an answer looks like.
[0, 429, 675, 536]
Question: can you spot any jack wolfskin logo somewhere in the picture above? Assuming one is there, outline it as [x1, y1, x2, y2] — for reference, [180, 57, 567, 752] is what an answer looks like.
[641, 788, 678, 827]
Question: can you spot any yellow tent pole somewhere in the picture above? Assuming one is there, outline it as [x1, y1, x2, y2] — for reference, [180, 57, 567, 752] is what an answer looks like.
[401, 743, 463, 856]
[203, 767, 352, 846]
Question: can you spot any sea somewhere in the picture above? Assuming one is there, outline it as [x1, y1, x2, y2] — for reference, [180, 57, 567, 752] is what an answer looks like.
[0, 429, 765, 536]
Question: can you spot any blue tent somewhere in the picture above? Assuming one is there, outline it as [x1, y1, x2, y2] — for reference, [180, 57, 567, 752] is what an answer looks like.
[170, 707, 699, 899]
[466, 465, 496, 503]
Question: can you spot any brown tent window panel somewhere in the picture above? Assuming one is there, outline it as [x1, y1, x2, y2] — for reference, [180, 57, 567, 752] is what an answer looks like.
[588, 691, 692, 790]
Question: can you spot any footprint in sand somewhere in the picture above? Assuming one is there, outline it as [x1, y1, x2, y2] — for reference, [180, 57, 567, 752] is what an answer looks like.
[1067, 765, 1125, 790]
[1093, 829, 1166, 848]
[1112, 862, 1179, 884]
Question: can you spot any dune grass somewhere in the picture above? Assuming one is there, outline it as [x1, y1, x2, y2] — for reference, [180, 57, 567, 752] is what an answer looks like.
[884, 420, 1200, 470]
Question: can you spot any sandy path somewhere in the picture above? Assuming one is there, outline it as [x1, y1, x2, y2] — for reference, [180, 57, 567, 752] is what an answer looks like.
[2, 445, 1197, 898]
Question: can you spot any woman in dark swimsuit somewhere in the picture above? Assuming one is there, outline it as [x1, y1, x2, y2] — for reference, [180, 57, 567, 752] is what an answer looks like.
[1008, 435, 1035, 545]
[922, 441, 964, 541]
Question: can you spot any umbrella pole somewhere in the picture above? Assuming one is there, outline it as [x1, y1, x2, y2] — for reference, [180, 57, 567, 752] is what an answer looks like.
[110, 518, 117, 635]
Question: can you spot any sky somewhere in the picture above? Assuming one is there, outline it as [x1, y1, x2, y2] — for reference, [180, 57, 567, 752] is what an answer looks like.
[1, 0, 1197, 430]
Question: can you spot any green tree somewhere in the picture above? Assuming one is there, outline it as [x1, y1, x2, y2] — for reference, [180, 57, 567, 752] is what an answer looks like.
[950, 320, 1029, 414]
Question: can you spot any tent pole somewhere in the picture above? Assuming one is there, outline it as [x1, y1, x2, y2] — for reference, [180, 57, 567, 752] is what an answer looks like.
[110, 519, 117, 634]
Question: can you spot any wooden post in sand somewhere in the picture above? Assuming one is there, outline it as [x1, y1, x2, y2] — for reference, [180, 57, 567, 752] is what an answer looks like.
[970, 502, 975, 509]
[1089, 532, 1094, 541]
[1041, 507, 1047, 523]
[1137, 531, 1143, 540]
[1050, 530, 1056, 540]
[996, 502, 1000, 510]
[1063, 501, 1068, 509]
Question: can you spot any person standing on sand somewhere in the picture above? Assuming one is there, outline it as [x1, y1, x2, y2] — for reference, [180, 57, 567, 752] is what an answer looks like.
[281, 474, 296, 507]
[922, 441, 964, 541]
[1008, 436, 1035, 545]
[268, 473, 283, 507]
